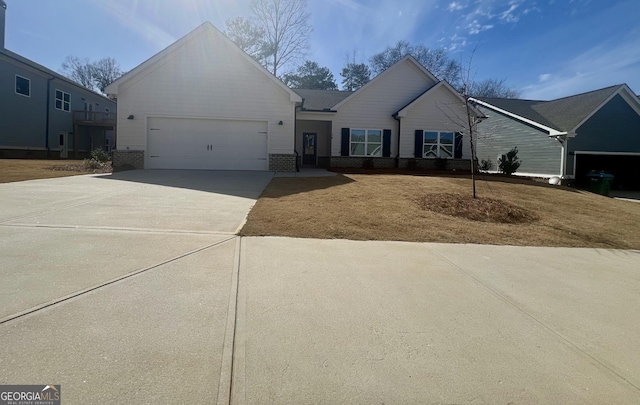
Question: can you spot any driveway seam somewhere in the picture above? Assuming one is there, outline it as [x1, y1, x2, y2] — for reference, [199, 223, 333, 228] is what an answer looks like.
[432, 248, 640, 393]
[0, 236, 236, 326]
[0, 189, 136, 225]
[0, 223, 236, 236]
[217, 237, 241, 405]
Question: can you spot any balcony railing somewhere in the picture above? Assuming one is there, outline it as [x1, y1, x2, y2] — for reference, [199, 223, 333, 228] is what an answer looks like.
[72, 110, 116, 125]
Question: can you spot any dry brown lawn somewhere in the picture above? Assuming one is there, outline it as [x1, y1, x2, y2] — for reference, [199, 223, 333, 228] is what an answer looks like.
[240, 173, 640, 249]
[0, 159, 110, 183]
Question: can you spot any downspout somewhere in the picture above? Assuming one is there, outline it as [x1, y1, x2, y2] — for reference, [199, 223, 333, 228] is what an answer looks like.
[294, 104, 299, 172]
[45, 76, 54, 157]
[393, 114, 401, 168]
[550, 133, 568, 179]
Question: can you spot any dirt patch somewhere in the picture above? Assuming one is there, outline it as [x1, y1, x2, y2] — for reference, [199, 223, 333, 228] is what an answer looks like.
[0, 159, 111, 183]
[417, 193, 539, 224]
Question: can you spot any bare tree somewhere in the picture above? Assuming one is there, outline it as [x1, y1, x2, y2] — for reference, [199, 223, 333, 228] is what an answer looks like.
[250, 0, 312, 77]
[369, 41, 461, 87]
[61, 56, 94, 90]
[60, 56, 123, 94]
[91, 57, 123, 94]
[224, 16, 266, 62]
[468, 78, 520, 98]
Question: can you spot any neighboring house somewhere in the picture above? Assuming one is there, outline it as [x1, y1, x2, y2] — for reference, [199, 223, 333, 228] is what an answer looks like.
[473, 84, 640, 190]
[106, 22, 479, 172]
[0, 0, 116, 159]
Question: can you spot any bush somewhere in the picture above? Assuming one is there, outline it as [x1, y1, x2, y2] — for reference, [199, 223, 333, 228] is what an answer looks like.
[83, 158, 105, 170]
[498, 147, 521, 175]
[90, 148, 110, 163]
[480, 158, 494, 172]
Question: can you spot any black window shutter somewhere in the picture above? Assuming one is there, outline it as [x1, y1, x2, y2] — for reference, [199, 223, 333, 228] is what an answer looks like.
[382, 129, 391, 157]
[414, 130, 423, 158]
[341, 128, 350, 156]
[454, 132, 463, 159]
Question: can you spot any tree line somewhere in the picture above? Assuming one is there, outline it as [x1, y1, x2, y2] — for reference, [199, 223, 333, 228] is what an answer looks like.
[61, 0, 519, 98]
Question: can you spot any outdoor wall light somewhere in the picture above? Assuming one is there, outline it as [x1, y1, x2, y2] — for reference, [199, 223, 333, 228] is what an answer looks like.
[278, 120, 284, 125]
[127, 115, 134, 120]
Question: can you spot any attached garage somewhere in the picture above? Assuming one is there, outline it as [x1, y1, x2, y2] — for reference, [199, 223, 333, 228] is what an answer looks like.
[574, 152, 640, 191]
[147, 117, 268, 171]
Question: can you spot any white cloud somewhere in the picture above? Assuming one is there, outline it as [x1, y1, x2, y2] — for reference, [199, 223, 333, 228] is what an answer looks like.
[467, 20, 494, 35]
[447, 2, 466, 11]
[538, 73, 551, 82]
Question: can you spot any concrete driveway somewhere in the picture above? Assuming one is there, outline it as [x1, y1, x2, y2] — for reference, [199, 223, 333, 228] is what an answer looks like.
[1, 171, 640, 404]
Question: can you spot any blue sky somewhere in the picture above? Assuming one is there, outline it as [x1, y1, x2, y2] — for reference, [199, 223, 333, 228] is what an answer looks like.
[4, 0, 639, 99]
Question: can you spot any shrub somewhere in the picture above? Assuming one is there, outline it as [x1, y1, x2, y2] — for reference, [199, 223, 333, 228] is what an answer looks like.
[83, 158, 105, 170]
[480, 158, 494, 172]
[90, 148, 110, 163]
[498, 147, 521, 175]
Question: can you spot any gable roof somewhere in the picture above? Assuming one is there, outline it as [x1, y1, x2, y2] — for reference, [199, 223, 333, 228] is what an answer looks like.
[476, 84, 640, 134]
[394, 81, 485, 119]
[294, 89, 353, 111]
[0, 48, 115, 102]
[105, 22, 302, 103]
[330, 55, 439, 110]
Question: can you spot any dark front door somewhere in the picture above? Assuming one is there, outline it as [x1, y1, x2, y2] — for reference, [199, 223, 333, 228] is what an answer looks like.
[302, 133, 317, 165]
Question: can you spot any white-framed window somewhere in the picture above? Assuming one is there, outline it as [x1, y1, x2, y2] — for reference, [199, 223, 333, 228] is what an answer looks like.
[15, 75, 30, 97]
[55, 89, 71, 112]
[423, 131, 454, 158]
[350, 129, 382, 157]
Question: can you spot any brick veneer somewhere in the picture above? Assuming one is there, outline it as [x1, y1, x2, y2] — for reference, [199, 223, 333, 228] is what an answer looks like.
[330, 157, 397, 168]
[269, 153, 296, 172]
[399, 158, 471, 170]
[112, 150, 144, 171]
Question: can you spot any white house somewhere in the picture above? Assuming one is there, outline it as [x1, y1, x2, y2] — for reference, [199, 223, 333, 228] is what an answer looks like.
[107, 22, 477, 172]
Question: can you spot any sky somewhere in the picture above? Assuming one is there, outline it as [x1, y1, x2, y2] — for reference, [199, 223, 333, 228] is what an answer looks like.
[3, 0, 639, 100]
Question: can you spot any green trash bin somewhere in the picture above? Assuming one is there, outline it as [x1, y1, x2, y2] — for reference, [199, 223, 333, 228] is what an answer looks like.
[586, 172, 614, 196]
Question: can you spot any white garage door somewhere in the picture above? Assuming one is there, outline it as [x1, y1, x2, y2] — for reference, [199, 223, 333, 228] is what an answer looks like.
[147, 117, 268, 170]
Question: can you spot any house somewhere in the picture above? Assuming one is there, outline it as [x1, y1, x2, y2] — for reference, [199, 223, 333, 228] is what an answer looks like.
[0, 0, 116, 159]
[106, 22, 478, 172]
[473, 84, 640, 190]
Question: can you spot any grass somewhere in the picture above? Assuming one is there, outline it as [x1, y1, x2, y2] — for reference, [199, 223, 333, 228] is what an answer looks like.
[240, 173, 640, 249]
[0, 159, 111, 183]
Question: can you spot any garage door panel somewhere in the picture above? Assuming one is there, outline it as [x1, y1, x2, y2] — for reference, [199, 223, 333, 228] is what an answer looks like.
[147, 117, 268, 171]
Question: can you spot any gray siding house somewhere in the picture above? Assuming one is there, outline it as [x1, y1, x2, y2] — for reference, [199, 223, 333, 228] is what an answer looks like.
[473, 84, 640, 190]
[0, 0, 116, 158]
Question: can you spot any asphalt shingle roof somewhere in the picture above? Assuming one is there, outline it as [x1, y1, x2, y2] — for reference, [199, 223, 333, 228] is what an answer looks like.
[294, 89, 353, 111]
[479, 85, 622, 132]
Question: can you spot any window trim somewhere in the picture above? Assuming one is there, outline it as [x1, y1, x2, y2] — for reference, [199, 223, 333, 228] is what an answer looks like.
[55, 89, 71, 112]
[15, 75, 31, 97]
[350, 128, 383, 157]
[422, 130, 455, 159]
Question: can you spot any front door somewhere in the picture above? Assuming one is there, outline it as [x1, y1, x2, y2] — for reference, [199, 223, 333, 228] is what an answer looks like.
[59, 132, 68, 159]
[302, 133, 317, 165]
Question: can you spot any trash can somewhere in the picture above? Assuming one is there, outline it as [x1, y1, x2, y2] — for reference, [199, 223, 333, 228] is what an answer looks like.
[586, 172, 614, 196]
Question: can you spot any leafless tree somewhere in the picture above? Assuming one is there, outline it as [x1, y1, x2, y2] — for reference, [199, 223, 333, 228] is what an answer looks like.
[468, 78, 520, 98]
[224, 16, 266, 63]
[61, 56, 94, 90]
[250, 0, 311, 77]
[60, 56, 123, 94]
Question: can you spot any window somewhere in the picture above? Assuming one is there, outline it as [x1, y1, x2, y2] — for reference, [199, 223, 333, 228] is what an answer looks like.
[105, 138, 111, 152]
[350, 129, 382, 157]
[104, 107, 110, 117]
[55, 90, 71, 112]
[423, 131, 454, 158]
[15, 75, 30, 97]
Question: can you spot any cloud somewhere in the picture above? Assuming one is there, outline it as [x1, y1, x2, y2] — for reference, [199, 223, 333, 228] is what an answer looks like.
[538, 73, 551, 82]
[522, 35, 640, 99]
[467, 20, 494, 35]
[447, 2, 466, 11]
